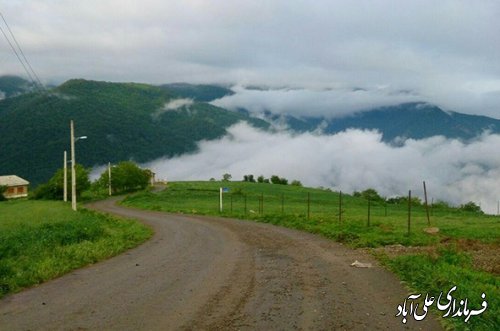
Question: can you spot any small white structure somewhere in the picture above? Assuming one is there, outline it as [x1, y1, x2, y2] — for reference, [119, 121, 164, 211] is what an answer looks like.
[0, 175, 30, 199]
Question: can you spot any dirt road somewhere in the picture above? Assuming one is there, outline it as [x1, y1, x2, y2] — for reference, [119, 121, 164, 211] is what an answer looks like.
[0, 198, 442, 330]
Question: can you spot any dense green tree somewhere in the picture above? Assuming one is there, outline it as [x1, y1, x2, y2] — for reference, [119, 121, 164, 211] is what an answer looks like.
[386, 195, 422, 206]
[353, 188, 385, 202]
[460, 201, 483, 213]
[0, 79, 269, 186]
[270, 175, 288, 185]
[243, 174, 256, 182]
[0, 185, 7, 201]
[290, 180, 303, 187]
[222, 173, 232, 181]
[257, 175, 270, 183]
[95, 161, 151, 194]
[31, 164, 90, 200]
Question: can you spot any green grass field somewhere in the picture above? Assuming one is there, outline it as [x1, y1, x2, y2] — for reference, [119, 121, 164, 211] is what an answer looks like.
[123, 181, 498, 247]
[123, 181, 499, 330]
[0, 199, 152, 298]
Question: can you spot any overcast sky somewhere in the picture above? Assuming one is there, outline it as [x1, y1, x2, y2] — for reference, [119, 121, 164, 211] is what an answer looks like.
[1, 0, 499, 117]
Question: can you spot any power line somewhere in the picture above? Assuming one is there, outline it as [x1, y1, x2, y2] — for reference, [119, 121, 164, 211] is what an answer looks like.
[0, 12, 44, 92]
[0, 12, 44, 90]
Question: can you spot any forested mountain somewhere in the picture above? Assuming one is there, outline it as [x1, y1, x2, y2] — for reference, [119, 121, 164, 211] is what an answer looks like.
[2, 76, 499, 187]
[0, 79, 268, 185]
[160, 83, 234, 102]
[265, 103, 500, 142]
[0, 75, 35, 98]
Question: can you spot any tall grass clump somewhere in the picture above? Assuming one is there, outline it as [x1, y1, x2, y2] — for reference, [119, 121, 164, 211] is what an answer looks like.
[0, 200, 152, 298]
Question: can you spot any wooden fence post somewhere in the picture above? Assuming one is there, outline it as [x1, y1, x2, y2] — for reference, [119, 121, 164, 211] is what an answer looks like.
[407, 190, 412, 236]
[423, 181, 431, 226]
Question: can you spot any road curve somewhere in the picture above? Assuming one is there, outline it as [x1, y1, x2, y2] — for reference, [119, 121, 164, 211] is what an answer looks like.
[0, 198, 442, 330]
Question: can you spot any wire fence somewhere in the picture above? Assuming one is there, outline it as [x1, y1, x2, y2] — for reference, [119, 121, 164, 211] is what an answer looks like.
[219, 189, 444, 235]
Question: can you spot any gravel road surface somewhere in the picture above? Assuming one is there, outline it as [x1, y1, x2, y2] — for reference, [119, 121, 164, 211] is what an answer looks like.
[0, 198, 442, 330]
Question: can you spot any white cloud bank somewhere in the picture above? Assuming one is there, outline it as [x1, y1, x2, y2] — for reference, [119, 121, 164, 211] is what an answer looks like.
[212, 86, 421, 118]
[144, 122, 500, 214]
[211, 85, 500, 119]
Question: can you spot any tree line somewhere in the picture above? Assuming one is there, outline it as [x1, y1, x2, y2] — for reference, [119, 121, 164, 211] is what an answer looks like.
[353, 188, 482, 213]
[31, 161, 151, 200]
[240, 174, 302, 186]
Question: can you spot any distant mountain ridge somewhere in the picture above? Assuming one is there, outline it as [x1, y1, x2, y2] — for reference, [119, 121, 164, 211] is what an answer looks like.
[160, 83, 234, 102]
[260, 102, 500, 142]
[0, 78, 267, 185]
[2, 76, 499, 186]
[0, 75, 35, 98]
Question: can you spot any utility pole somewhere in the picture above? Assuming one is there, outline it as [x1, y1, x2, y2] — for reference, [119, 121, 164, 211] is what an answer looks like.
[63, 151, 67, 202]
[69, 120, 86, 211]
[219, 187, 223, 212]
[70, 120, 76, 211]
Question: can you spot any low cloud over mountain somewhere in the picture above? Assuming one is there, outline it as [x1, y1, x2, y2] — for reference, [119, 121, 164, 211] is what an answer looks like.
[212, 85, 500, 120]
[146, 122, 500, 214]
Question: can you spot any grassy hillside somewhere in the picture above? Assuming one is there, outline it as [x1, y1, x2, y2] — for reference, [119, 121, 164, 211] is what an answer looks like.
[0, 79, 268, 185]
[123, 181, 498, 246]
[0, 199, 152, 298]
[123, 181, 499, 330]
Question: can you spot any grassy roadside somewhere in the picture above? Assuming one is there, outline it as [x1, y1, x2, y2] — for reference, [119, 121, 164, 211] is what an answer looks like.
[0, 199, 152, 299]
[123, 181, 499, 330]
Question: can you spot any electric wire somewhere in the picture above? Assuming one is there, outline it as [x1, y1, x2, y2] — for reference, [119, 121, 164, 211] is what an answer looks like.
[0, 12, 60, 181]
[0, 11, 64, 117]
[0, 12, 45, 91]
[0, 12, 43, 93]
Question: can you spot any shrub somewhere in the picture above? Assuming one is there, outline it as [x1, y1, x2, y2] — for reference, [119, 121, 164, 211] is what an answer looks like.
[270, 175, 288, 185]
[94, 161, 151, 194]
[387, 195, 422, 206]
[31, 164, 90, 200]
[460, 201, 483, 213]
[243, 174, 256, 182]
[353, 188, 385, 202]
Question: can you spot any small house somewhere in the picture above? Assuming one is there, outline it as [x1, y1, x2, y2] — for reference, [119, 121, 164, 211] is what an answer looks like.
[0, 175, 30, 199]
